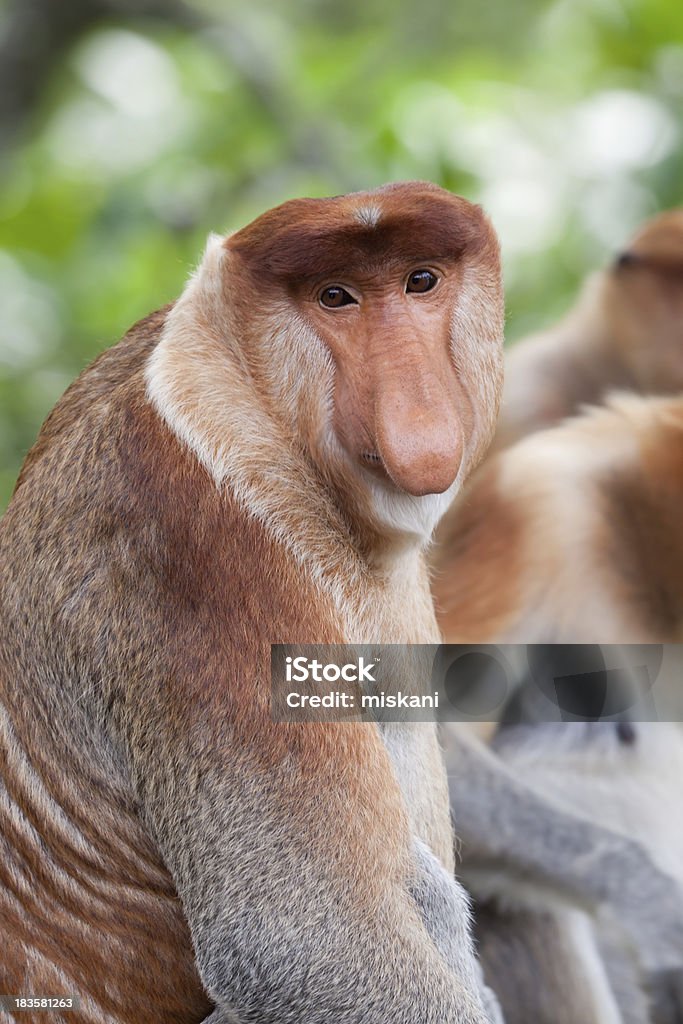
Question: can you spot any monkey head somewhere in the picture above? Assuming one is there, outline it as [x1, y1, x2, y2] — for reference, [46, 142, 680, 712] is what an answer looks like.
[223, 182, 504, 541]
[605, 209, 683, 393]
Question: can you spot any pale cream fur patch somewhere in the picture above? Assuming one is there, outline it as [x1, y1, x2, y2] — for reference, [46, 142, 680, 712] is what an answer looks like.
[353, 203, 382, 228]
[144, 235, 444, 642]
[495, 395, 646, 643]
[145, 216, 503, 640]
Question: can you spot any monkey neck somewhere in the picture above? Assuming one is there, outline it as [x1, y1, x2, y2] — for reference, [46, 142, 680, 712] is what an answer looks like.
[561, 272, 638, 399]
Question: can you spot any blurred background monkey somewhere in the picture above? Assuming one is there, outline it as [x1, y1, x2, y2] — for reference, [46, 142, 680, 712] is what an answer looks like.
[0, 182, 505, 1024]
[432, 390, 683, 1022]
[493, 209, 683, 452]
[433, 391, 683, 645]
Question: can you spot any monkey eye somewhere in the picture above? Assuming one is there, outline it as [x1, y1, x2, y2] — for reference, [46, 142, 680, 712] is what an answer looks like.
[614, 251, 637, 270]
[406, 269, 438, 293]
[319, 286, 357, 308]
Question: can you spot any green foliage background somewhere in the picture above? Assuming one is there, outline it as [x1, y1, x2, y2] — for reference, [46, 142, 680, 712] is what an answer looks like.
[1, 0, 682, 508]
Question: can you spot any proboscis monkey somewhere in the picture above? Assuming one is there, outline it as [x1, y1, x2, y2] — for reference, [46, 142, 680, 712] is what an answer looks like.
[0, 182, 505, 1024]
[495, 209, 683, 452]
[432, 392, 683, 1022]
[433, 391, 683, 647]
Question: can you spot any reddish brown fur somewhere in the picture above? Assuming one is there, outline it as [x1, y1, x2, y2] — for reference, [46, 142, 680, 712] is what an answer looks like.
[2, 315, 212, 1021]
[1, 311, 409, 1019]
[602, 402, 683, 640]
[431, 467, 526, 642]
[228, 181, 499, 499]
[229, 182, 489, 282]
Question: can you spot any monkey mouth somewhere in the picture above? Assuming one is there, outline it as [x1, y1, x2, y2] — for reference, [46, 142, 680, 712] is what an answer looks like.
[361, 450, 383, 465]
[360, 449, 390, 482]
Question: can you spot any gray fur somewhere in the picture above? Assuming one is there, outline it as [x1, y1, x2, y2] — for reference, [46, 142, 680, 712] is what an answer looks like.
[444, 720, 683, 1022]
[411, 839, 504, 1024]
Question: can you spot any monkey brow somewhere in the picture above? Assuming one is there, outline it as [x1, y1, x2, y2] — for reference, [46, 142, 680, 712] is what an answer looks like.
[232, 210, 482, 282]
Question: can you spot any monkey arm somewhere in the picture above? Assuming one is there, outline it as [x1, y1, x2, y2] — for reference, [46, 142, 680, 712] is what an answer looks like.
[123, 705, 494, 1024]
[380, 722, 504, 1023]
[201, 1010, 241, 1023]
[474, 903, 639, 1024]
[445, 728, 683, 975]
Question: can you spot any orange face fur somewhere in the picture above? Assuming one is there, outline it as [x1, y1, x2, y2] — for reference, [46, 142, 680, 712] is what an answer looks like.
[228, 182, 502, 503]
